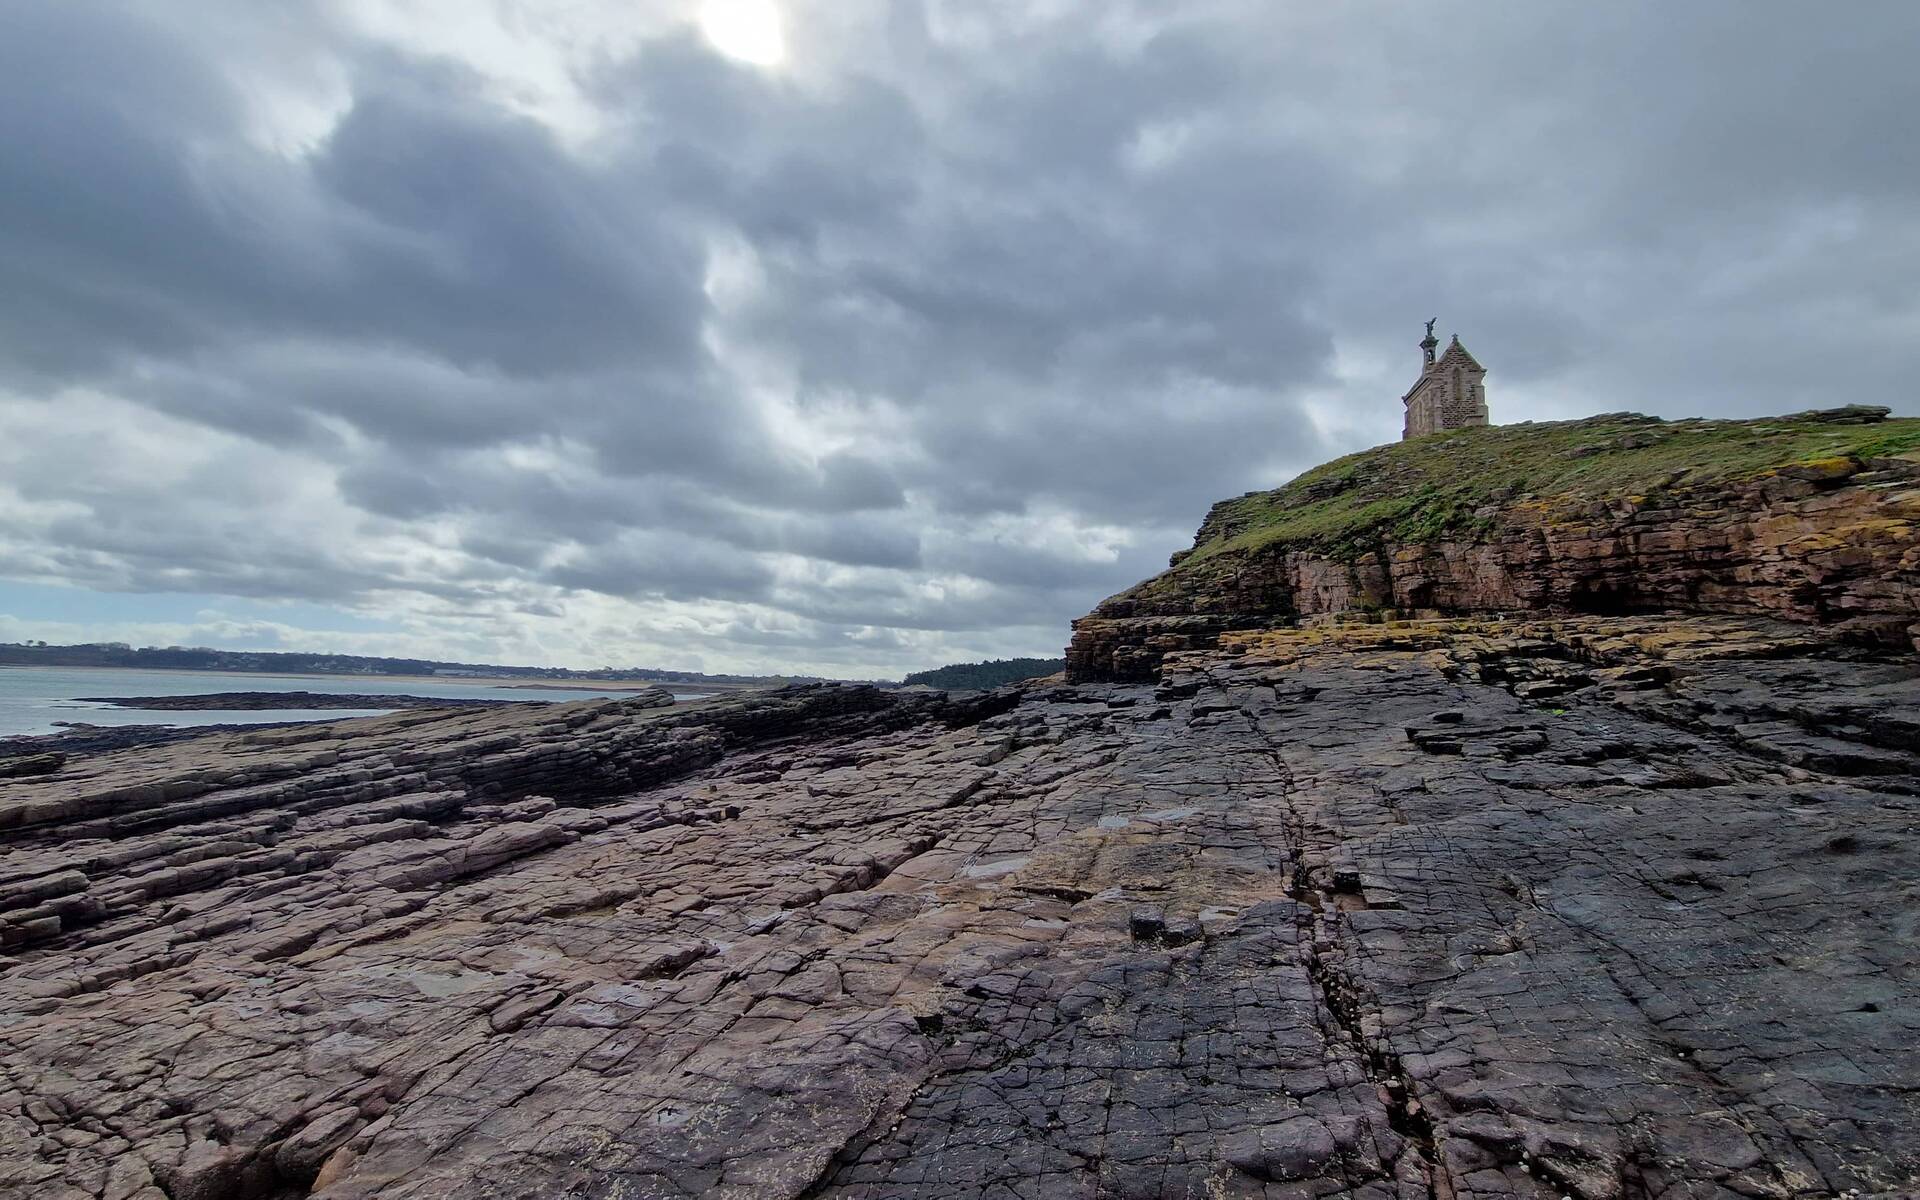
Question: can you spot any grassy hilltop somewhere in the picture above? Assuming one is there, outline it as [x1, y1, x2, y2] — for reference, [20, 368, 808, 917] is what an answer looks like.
[1124, 407, 1920, 607]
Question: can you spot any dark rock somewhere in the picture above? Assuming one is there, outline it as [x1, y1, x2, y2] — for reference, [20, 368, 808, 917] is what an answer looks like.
[0, 753, 64, 779]
[70, 690, 534, 711]
[0, 620, 1915, 1196]
[1792, 403, 1890, 424]
[1220, 1116, 1338, 1181]
[71, 686, 678, 713]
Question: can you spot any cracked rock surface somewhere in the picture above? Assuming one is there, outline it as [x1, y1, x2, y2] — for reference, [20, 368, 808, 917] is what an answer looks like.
[2, 616, 1916, 1198]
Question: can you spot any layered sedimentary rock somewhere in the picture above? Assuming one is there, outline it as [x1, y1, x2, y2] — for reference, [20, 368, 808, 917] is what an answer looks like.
[1069, 407, 1920, 681]
[3, 615, 1918, 1198]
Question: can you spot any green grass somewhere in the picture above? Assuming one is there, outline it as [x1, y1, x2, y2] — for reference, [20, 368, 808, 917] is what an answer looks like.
[1127, 409, 1920, 604]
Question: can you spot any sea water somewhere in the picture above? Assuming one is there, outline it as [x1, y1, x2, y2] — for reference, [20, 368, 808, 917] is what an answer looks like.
[0, 667, 650, 737]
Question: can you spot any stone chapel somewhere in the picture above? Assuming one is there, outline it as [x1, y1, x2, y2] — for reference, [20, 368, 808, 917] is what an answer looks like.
[1402, 322, 1488, 440]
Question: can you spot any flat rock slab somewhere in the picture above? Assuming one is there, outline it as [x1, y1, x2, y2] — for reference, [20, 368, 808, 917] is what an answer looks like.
[67, 687, 677, 713]
[1, 620, 1915, 1198]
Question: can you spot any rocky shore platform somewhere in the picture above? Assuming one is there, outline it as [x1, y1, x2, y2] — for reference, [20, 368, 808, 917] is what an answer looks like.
[70, 688, 676, 713]
[1, 726, 316, 769]
[3, 613, 1915, 1198]
[67, 693, 517, 713]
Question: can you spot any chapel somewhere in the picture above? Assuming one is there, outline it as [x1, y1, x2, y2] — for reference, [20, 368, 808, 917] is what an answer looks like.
[1402, 321, 1487, 439]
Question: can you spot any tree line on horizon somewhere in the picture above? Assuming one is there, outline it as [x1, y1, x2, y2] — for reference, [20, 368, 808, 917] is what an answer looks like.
[0, 640, 1066, 690]
[0, 641, 838, 686]
[900, 657, 1064, 690]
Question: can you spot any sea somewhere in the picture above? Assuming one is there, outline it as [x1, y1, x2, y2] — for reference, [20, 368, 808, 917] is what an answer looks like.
[0, 666, 668, 738]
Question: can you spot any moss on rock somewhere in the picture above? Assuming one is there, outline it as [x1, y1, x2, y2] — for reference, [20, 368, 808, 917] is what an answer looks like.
[1126, 407, 1920, 606]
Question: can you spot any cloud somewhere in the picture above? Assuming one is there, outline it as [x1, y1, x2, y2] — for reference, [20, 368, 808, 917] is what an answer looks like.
[0, 0, 1916, 676]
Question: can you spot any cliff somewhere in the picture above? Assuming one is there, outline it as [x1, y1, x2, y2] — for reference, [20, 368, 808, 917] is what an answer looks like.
[1068, 405, 1920, 680]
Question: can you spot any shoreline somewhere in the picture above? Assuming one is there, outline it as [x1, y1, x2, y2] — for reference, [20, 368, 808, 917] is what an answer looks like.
[0, 663, 751, 693]
[70, 691, 530, 712]
[503, 680, 753, 694]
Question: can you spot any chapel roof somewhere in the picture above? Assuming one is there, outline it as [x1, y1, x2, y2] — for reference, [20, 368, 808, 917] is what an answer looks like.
[1403, 329, 1486, 404]
[1435, 336, 1484, 371]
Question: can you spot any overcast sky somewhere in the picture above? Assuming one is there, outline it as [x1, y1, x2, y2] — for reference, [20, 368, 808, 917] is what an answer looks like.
[1, 1, 1916, 677]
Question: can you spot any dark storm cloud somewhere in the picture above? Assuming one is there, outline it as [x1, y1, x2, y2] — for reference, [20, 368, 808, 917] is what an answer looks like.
[0, 4, 266, 378]
[0, 7, 707, 385]
[308, 69, 708, 375]
[2, 0, 1917, 671]
[598, 25, 1345, 531]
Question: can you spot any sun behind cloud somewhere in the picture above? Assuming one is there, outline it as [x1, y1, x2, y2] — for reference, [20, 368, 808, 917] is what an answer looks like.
[699, 0, 786, 66]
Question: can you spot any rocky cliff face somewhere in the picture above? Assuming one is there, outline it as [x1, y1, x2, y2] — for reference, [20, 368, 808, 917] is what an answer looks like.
[1069, 407, 1920, 681]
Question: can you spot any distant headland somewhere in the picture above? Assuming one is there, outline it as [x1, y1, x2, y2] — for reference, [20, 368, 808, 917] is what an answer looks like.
[0, 641, 854, 689]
